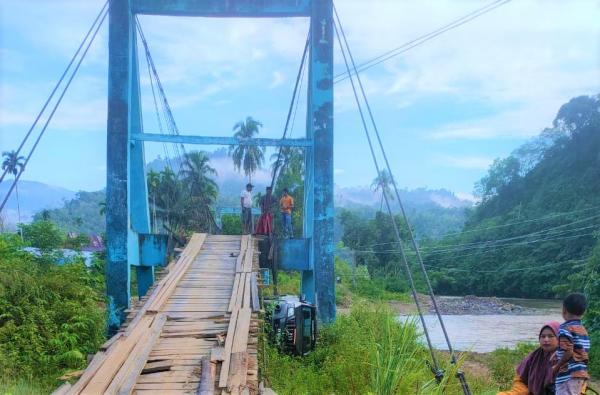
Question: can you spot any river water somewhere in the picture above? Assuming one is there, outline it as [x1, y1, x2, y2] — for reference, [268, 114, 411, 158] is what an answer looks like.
[400, 299, 563, 352]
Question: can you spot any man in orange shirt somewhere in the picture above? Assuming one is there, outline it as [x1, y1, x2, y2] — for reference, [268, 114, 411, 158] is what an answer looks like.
[279, 188, 294, 238]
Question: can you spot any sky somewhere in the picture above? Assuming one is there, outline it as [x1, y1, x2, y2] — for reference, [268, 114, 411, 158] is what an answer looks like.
[1, 0, 599, 200]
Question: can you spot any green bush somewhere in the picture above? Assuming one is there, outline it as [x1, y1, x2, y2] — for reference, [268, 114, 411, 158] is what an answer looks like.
[221, 214, 242, 235]
[588, 332, 600, 378]
[0, 234, 106, 382]
[487, 343, 536, 389]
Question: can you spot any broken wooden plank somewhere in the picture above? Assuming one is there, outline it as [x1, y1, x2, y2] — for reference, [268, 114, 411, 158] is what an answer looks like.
[198, 357, 216, 395]
[141, 360, 173, 374]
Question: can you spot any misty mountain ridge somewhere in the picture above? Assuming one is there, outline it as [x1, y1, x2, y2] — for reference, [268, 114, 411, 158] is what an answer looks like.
[0, 180, 75, 226]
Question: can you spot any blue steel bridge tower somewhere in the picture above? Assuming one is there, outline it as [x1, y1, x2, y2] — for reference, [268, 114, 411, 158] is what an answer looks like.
[105, 0, 335, 329]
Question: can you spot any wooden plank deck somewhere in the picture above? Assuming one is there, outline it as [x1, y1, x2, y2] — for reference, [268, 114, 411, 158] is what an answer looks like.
[60, 234, 261, 395]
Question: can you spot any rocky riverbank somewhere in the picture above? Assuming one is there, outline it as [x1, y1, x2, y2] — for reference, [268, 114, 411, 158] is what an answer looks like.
[424, 295, 544, 315]
[386, 294, 559, 316]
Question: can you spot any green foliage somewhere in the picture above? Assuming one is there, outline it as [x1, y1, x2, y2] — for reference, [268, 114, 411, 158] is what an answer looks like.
[18, 220, 64, 251]
[221, 214, 242, 235]
[148, 151, 219, 234]
[486, 343, 536, 389]
[0, 378, 54, 395]
[63, 234, 91, 250]
[262, 303, 492, 394]
[588, 332, 600, 378]
[275, 271, 301, 295]
[425, 94, 600, 298]
[271, 147, 305, 238]
[32, 191, 106, 235]
[229, 117, 265, 183]
[0, 234, 106, 382]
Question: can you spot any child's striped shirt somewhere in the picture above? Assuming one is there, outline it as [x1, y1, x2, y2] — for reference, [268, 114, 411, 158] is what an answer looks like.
[555, 319, 590, 384]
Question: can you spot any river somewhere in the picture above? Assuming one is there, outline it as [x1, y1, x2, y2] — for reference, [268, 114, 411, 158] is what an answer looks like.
[400, 298, 563, 352]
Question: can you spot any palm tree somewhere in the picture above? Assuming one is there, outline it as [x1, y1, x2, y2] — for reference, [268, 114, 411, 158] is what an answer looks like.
[99, 201, 106, 216]
[180, 151, 219, 233]
[229, 117, 265, 183]
[147, 170, 160, 232]
[270, 147, 304, 185]
[2, 151, 25, 233]
[371, 170, 395, 211]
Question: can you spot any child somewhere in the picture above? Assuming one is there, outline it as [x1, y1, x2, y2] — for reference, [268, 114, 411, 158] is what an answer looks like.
[553, 293, 591, 395]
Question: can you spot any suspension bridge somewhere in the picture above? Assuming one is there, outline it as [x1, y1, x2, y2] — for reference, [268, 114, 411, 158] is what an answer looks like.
[0, 0, 518, 393]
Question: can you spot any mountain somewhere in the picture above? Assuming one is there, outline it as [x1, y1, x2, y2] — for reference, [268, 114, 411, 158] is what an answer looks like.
[0, 180, 75, 227]
[335, 185, 473, 210]
[427, 94, 600, 298]
[333, 186, 472, 241]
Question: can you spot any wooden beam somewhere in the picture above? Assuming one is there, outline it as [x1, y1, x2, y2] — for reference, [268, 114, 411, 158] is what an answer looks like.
[110, 314, 168, 395]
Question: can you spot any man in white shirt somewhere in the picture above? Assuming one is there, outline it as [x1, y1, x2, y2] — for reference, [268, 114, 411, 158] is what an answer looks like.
[240, 183, 254, 234]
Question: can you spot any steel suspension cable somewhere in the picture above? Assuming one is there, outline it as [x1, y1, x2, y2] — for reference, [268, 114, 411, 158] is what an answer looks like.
[140, 26, 174, 172]
[333, 0, 512, 84]
[270, 32, 310, 189]
[0, 6, 109, 213]
[333, 0, 454, 355]
[0, 0, 109, 185]
[334, 7, 471, 393]
[135, 17, 186, 167]
[332, 17, 444, 378]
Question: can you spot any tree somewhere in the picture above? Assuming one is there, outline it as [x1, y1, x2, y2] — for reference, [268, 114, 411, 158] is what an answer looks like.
[229, 117, 265, 183]
[371, 170, 394, 211]
[98, 201, 106, 216]
[147, 170, 160, 232]
[2, 150, 25, 232]
[180, 151, 219, 232]
[19, 220, 64, 251]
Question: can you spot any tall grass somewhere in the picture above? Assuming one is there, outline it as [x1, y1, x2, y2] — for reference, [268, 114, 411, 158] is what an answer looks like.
[262, 302, 496, 394]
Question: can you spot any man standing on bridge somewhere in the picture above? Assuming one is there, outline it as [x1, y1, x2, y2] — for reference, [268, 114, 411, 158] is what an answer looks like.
[255, 186, 276, 235]
[280, 188, 294, 238]
[240, 183, 254, 234]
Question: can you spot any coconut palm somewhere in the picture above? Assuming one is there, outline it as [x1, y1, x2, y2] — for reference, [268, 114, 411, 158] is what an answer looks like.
[371, 170, 395, 211]
[180, 151, 219, 233]
[2, 150, 25, 230]
[270, 147, 304, 185]
[98, 201, 106, 216]
[229, 117, 265, 183]
[147, 170, 160, 232]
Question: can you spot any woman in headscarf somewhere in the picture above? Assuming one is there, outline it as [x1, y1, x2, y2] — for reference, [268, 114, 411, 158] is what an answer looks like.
[498, 321, 560, 395]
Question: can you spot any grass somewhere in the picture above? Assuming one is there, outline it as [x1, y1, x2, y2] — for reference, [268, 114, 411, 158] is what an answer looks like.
[261, 302, 498, 394]
[0, 378, 54, 395]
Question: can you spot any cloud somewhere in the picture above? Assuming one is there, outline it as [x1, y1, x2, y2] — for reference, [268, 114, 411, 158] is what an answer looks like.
[269, 71, 285, 89]
[455, 191, 479, 203]
[333, 0, 600, 132]
[334, 168, 345, 175]
[437, 155, 493, 170]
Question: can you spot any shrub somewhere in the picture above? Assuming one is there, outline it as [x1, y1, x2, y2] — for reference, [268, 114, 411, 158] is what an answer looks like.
[487, 343, 536, 389]
[0, 234, 106, 382]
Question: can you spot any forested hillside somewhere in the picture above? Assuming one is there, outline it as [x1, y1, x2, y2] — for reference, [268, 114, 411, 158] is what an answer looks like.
[426, 95, 600, 298]
[32, 191, 106, 235]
